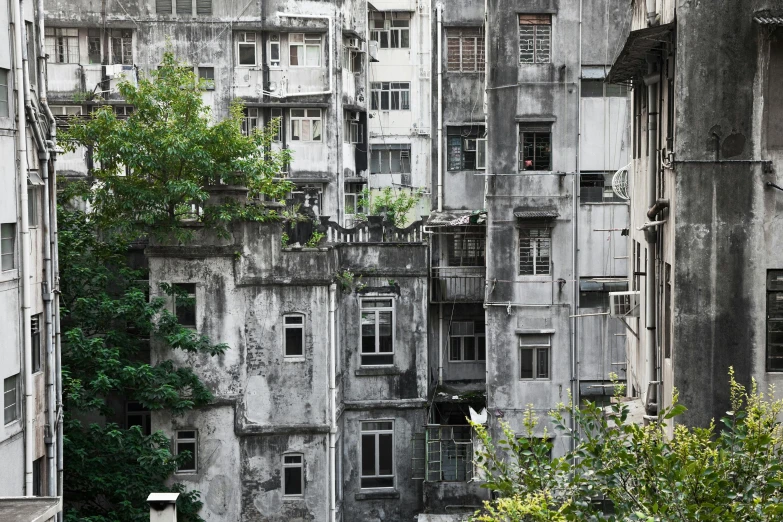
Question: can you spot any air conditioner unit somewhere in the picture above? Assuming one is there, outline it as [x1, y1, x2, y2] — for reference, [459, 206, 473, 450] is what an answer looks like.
[347, 37, 360, 49]
[609, 291, 640, 318]
[463, 138, 477, 151]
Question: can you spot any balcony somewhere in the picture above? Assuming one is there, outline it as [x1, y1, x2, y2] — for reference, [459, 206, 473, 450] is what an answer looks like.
[431, 266, 485, 303]
[412, 425, 474, 482]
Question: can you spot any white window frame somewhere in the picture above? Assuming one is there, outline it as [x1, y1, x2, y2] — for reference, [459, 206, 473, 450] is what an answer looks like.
[290, 109, 322, 142]
[343, 111, 363, 144]
[519, 335, 550, 380]
[360, 420, 395, 489]
[175, 430, 198, 473]
[359, 298, 395, 366]
[370, 147, 411, 175]
[268, 33, 281, 67]
[344, 182, 366, 216]
[0, 69, 9, 118]
[448, 321, 486, 362]
[242, 107, 259, 136]
[518, 226, 551, 276]
[370, 12, 410, 49]
[110, 29, 133, 65]
[87, 30, 102, 64]
[198, 66, 215, 90]
[237, 32, 257, 67]
[283, 313, 305, 359]
[283, 453, 305, 496]
[3, 374, 19, 425]
[270, 107, 283, 142]
[370, 82, 410, 111]
[476, 138, 487, 169]
[289, 33, 322, 67]
[45, 27, 79, 64]
[1, 223, 16, 271]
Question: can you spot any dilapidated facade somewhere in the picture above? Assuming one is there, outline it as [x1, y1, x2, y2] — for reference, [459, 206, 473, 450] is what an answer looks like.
[609, 0, 783, 429]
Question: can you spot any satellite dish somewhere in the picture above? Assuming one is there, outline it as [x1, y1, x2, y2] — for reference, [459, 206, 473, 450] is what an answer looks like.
[612, 163, 631, 200]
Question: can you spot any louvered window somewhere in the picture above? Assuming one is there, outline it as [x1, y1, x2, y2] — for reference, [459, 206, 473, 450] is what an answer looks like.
[176, 0, 192, 14]
[156, 0, 172, 14]
[196, 0, 212, 15]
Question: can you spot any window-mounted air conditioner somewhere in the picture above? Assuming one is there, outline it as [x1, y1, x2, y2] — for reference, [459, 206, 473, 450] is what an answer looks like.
[609, 291, 640, 318]
[347, 37, 361, 49]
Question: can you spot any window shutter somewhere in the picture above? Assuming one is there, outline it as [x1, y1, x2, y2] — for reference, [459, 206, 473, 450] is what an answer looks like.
[176, 0, 192, 14]
[156, 0, 172, 13]
[196, 0, 212, 15]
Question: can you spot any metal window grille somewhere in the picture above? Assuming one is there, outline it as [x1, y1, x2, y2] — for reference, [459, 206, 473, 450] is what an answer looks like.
[448, 234, 485, 266]
[44, 27, 79, 63]
[447, 28, 485, 72]
[519, 127, 551, 171]
[519, 227, 551, 275]
[423, 426, 474, 482]
[519, 14, 551, 64]
[767, 271, 783, 371]
[196, 0, 212, 15]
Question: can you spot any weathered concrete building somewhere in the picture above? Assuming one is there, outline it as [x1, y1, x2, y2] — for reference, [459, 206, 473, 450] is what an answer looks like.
[0, 0, 62, 517]
[608, 0, 783, 429]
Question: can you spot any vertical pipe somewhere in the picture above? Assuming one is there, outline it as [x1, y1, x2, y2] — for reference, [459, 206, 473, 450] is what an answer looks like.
[13, 0, 34, 496]
[328, 283, 337, 522]
[644, 65, 659, 413]
[435, 2, 443, 212]
[438, 302, 443, 385]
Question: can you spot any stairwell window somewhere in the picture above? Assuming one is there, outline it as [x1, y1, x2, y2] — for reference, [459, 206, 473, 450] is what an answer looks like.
[175, 430, 198, 473]
[370, 145, 411, 175]
[242, 107, 259, 136]
[237, 32, 257, 66]
[0, 69, 8, 117]
[283, 454, 304, 496]
[360, 298, 394, 366]
[45, 28, 79, 63]
[110, 29, 133, 65]
[361, 421, 394, 488]
[449, 321, 486, 362]
[519, 335, 550, 380]
[289, 34, 322, 67]
[447, 28, 485, 72]
[767, 270, 783, 371]
[31, 314, 41, 373]
[284, 314, 305, 358]
[198, 67, 214, 90]
[519, 227, 551, 275]
[519, 14, 551, 64]
[447, 126, 486, 171]
[519, 124, 552, 171]
[4, 374, 19, 424]
[371, 82, 410, 111]
[1, 223, 15, 271]
[370, 12, 410, 49]
[174, 283, 196, 329]
[290, 109, 322, 142]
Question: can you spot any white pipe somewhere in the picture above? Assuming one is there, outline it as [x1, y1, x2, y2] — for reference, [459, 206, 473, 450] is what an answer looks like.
[436, 2, 443, 212]
[276, 13, 333, 97]
[13, 0, 34, 496]
[328, 283, 337, 522]
[438, 303, 443, 385]
[645, 0, 657, 26]
[644, 63, 659, 413]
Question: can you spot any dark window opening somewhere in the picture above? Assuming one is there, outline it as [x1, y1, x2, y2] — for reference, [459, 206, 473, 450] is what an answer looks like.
[174, 283, 196, 328]
[447, 126, 486, 171]
[519, 126, 551, 171]
[283, 454, 304, 496]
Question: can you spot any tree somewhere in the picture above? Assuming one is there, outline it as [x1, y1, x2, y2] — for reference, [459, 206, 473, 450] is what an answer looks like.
[58, 53, 291, 520]
[354, 187, 423, 227]
[471, 371, 783, 521]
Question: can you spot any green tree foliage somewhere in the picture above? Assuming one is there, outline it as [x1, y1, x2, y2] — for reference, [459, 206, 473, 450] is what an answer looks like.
[354, 187, 423, 227]
[60, 51, 292, 241]
[471, 371, 783, 521]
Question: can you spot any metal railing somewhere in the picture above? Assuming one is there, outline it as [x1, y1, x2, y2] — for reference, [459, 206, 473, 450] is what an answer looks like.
[412, 425, 474, 482]
[431, 266, 486, 302]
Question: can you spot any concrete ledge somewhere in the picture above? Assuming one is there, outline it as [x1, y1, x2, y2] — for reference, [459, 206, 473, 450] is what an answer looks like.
[354, 490, 400, 501]
[343, 398, 427, 410]
[354, 367, 402, 377]
[236, 423, 331, 435]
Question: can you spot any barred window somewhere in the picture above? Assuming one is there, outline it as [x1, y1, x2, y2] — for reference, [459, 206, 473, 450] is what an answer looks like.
[519, 14, 551, 64]
[447, 28, 485, 72]
[448, 233, 485, 266]
[519, 125, 551, 171]
[519, 227, 550, 275]
[45, 28, 79, 64]
[767, 271, 783, 371]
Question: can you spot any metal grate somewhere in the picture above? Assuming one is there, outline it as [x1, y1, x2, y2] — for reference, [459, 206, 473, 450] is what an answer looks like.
[156, 0, 172, 13]
[196, 0, 212, 15]
[518, 228, 551, 275]
[176, 0, 192, 14]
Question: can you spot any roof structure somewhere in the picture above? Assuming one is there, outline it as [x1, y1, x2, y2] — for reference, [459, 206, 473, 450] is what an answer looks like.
[513, 209, 559, 219]
[427, 210, 486, 227]
[606, 23, 675, 85]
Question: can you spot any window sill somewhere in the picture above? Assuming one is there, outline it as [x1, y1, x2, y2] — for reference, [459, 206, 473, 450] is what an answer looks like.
[355, 367, 400, 377]
[284, 357, 307, 363]
[355, 490, 400, 501]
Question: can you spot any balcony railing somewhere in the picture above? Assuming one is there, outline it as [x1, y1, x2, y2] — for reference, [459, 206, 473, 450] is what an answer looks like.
[412, 425, 474, 482]
[318, 215, 427, 244]
[431, 266, 486, 303]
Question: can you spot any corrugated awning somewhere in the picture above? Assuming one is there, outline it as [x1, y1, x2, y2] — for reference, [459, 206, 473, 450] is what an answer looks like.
[427, 210, 486, 227]
[513, 209, 559, 219]
[606, 23, 675, 85]
[754, 14, 783, 25]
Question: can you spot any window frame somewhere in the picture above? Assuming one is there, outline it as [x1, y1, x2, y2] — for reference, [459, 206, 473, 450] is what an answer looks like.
[236, 32, 257, 67]
[518, 226, 551, 276]
[0, 68, 9, 117]
[4, 374, 19, 425]
[242, 107, 259, 136]
[359, 298, 395, 366]
[370, 82, 411, 111]
[270, 107, 283, 142]
[370, 146, 411, 175]
[44, 27, 79, 64]
[290, 109, 322, 142]
[518, 14, 552, 64]
[360, 420, 395, 489]
[370, 12, 410, 49]
[447, 126, 486, 171]
[518, 124, 552, 171]
[448, 321, 486, 362]
[1, 223, 16, 271]
[343, 111, 363, 144]
[126, 401, 152, 435]
[446, 28, 485, 73]
[344, 182, 366, 216]
[197, 66, 215, 90]
[87, 29, 102, 64]
[31, 314, 41, 373]
[174, 283, 197, 329]
[767, 270, 783, 372]
[268, 33, 281, 68]
[519, 335, 551, 380]
[28, 186, 40, 227]
[175, 430, 198, 473]
[283, 453, 305, 497]
[283, 313, 305, 359]
[289, 33, 322, 67]
[110, 29, 133, 66]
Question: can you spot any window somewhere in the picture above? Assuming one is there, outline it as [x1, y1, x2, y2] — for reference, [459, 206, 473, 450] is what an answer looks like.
[289, 33, 321, 67]
[290, 109, 322, 141]
[87, 30, 102, 64]
[237, 32, 257, 66]
[664, 263, 672, 359]
[268, 34, 280, 67]
[1, 223, 15, 271]
[519, 14, 551, 64]
[519, 335, 550, 379]
[270, 107, 283, 142]
[370, 12, 410, 49]
[176, 0, 192, 15]
[110, 29, 133, 65]
[242, 107, 259, 136]
[519, 227, 550, 275]
[45, 28, 79, 64]
[448, 233, 485, 266]
[447, 28, 485, 72]
[370, 146, 410, 175]
[288, 184, 323, 215]
[344, 182, 366, 215]
[127, 401, 151, 435]
[174, 283, 196, 328]
[31, 314, 41, 373]
[156, 0, 173, 14]
[196, 0, 212, 15]
[284, 314, 304, 357]
[283, 454, 304, 496]
[32, 457, 43, 496]
[767, 270, 783, 371]
[519, 125, 551, 171]
[343, 111, 363, 144]
[371, 82, 410, 111]
[343, 42, 361, 73]
[360, 299, 394, 366]
[447, 126, 486, 171]
[579, 278, 628, 309]
[0, 69, 9, 117]
[449, 321, 486, 362]
[361, 421, 394, 488]
[175, 430, 198, 472]
[581, 79, 626, 98]
[113, 105, 134, 119]
[580, 173, 624, 203]
[4, 374, 18, 424]
[198, 67, 214, 90]
[28, 186, 40, 227]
